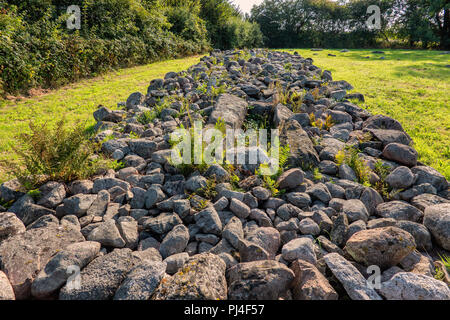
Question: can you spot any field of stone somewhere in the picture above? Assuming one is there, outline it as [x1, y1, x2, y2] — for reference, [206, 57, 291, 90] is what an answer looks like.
[0, 49, 449, 300]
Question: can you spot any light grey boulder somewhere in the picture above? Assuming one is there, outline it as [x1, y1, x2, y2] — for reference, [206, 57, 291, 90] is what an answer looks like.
[379, 272, 450, 300]
[281, 238, 317, 265]
[31, 241, 100, 298]
[423, 203, 450, 250]
[159, 224, 189, 259]
[0, 271, 15, 300]
[323, 253, 382, 300]
[114, 261, 166, 300]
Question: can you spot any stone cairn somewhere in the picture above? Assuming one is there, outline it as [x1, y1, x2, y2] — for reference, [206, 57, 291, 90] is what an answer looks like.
[0, 49, 449, 300]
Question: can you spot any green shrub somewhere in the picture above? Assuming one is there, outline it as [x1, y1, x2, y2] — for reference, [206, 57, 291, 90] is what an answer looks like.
[8, 118, 115, 188]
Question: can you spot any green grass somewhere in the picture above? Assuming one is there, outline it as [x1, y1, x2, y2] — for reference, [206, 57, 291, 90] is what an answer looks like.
[0, 55, 202, 183]
[280, 49, 450, 180]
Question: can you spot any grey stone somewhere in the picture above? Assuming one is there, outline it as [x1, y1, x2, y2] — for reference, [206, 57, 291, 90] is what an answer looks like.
[396, 221, 432, 251]
[276, 168, 305, 190]
[152, 253, 227, 300]
[159, 224, 189, 259]
[143, 212, 182, 235]
[0, 224, 84, 299]
[323, 253, 382, 300]
[344, 227, 416, 268]
[87, 220, 126, 248]
[114, 261, 166, 300]
[330, 213, 349, 247]
[343, 199, 369, 223]
[0, 212, 25, 240]
[411, 166, 448, 191]
[376, 200, 423, 222]
[164, 253, 189, 275]
[208, 94, 247, 129]
[339, 164, 357, 181]
[379, 272, 450, 300]
[117, 217, 139, 249]
[37, 183, 66, 208]
[222, 216, 244, 249]
[423, 203, 450, 250]
[0, 271, 15, 300]
[382, 143, 418, 167]
[298, 218, 320, 236]
[286, 192, 311, 209]
[31, 241, 101, 298]
[229, 198, 250, 219]
[194, 206, 222, 236]
[59, 248, 135, 300]
[227, 260, 294, 300]
[385, 166, 416, 189]
[62, 194, 97, 217]
[185, 175, 207, 192]
[282, 238, 317, 264]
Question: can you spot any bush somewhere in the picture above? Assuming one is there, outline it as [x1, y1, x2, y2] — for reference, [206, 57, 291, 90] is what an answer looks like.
[8, 118, 116, 188]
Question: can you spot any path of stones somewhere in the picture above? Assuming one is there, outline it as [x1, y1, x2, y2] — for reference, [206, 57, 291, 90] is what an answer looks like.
[0, 49, 449, 300]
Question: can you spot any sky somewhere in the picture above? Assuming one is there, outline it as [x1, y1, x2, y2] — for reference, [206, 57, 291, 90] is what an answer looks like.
[232, 0, 264, 14]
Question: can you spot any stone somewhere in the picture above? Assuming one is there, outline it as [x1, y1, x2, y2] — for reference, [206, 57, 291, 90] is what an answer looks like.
[185, 175, 207, 192]
[143, 212, 182, 235]
[208, 94, 247, 129]
[344, 227, 416, 268]
[222, 217, 244, 249]
[59, 248, 135, 300]
[92, 178, 130, 193]
[282, 238, 317, 265]
[382, 143, 418, 167]
[238, 239, 270, 262]
[194, 206, 222, 236]
[396, 221, 432, 251]
[252, 186, 271, 201]
[87, 219, 126, 248]
[286, 192, 311, 209]
[31, 241, 101, 298]
[0, 224, 84, 299]
[410, 193, 449, 211]
[339, 164, 357, 181]
[323, 253, 382, 300]
[376, 200, 423, 222]
[359, 187, 383, 215]
[291, 259, 338, 300]
[246, 227, 280, 259]
[343, 199, 369, 223]
[0, 271, 15, 300]
[20, 204, 56, 226]
[229, 198, 250, 219]
[379, 272, 450, 300]
[385, 166, 416, 189]
[62, 194, 97, 217]
[164, 252, 189, 275]
[276, 168, 304, 189]
[298, 218, 320, 236]
[117, 217, 139, 249]
[330, 213, 349, 247]
[411, 166, 448, 191]
[227, 260, 294, 300]
[273, 103, 294, 127]
[280, 119, 320, 168]
[204, 164, 230, 182]
[307, 183, 332, 204]
[37, 183, 66, 208]
[86, 190, 110, 216]
[0, 212, 25, 240]
[114, 261, 166, 300]
[152, 253, 227, 300]
[130, 187, 146, 209]
[423, 203, 450, 250]
[159, 224, 189, 259]
[145, 185, 167, 208]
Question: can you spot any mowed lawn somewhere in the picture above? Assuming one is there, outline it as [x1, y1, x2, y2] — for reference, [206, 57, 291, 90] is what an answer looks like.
[280, 49, 450, 180]
[0, 55, 202, 183]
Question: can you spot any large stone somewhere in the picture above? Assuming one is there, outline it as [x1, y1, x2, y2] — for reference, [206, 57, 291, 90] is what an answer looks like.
[227, 260, 294, 300]
[31, 241, 101, 298]
[281, 237, 317, 265]
[143, 212, 182, 235]
[194, 206, 222, 236]
[159, 224, 189, 259]
[276, 168, 305, 190]
[291, 259, 338, 300]
[0, 212, 25, 240]
[152, 253, 227, 300]
[0, 271, 15, 300]
[382, 143, 418, 167]
[87, 219, 126, 248]
[344, 227, 416, 268]
[323, 253, 382, 300]
[246, 227, 280, 259]
[59, 248, 135, 300]
[423, 203, 450, 250]
[62, 194, 97, 217]
[0, 179, 24, 203]
[385, 166, 415, 189]
[37, 183, 66, 209]
[208, 94, 247, 129]
[342, 199, 369, 223]
[396, 221, 432, 251]
[0, 225, 84, 299]
[379, 272, 450, 300]
[280, 119, 320, 168]
[411, 166, 448, 191]
[114, 261, 166, 300]
[375, 200, 423, 222]
[273, 104, 294, 127]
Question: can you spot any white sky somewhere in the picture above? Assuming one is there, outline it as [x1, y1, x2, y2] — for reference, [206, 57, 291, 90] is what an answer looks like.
[232, 0, 264, 14]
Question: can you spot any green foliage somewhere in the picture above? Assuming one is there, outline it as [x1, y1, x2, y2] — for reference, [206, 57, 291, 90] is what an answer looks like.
[313, 167, 323, 181]
[335, 146, 371, 186]
[309, 113, 334, 131]
[7, 117, 115, 188]
[197, 177, 218, 199]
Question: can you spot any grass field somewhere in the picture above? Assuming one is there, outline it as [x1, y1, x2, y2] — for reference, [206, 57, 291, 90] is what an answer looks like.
[281, 49, 449, 180]
[0, 49, 449, 183]
[0, 55, 202, 183]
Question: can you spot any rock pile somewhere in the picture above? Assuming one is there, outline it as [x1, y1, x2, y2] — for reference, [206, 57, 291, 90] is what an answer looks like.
[0, 49, 449, 300]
